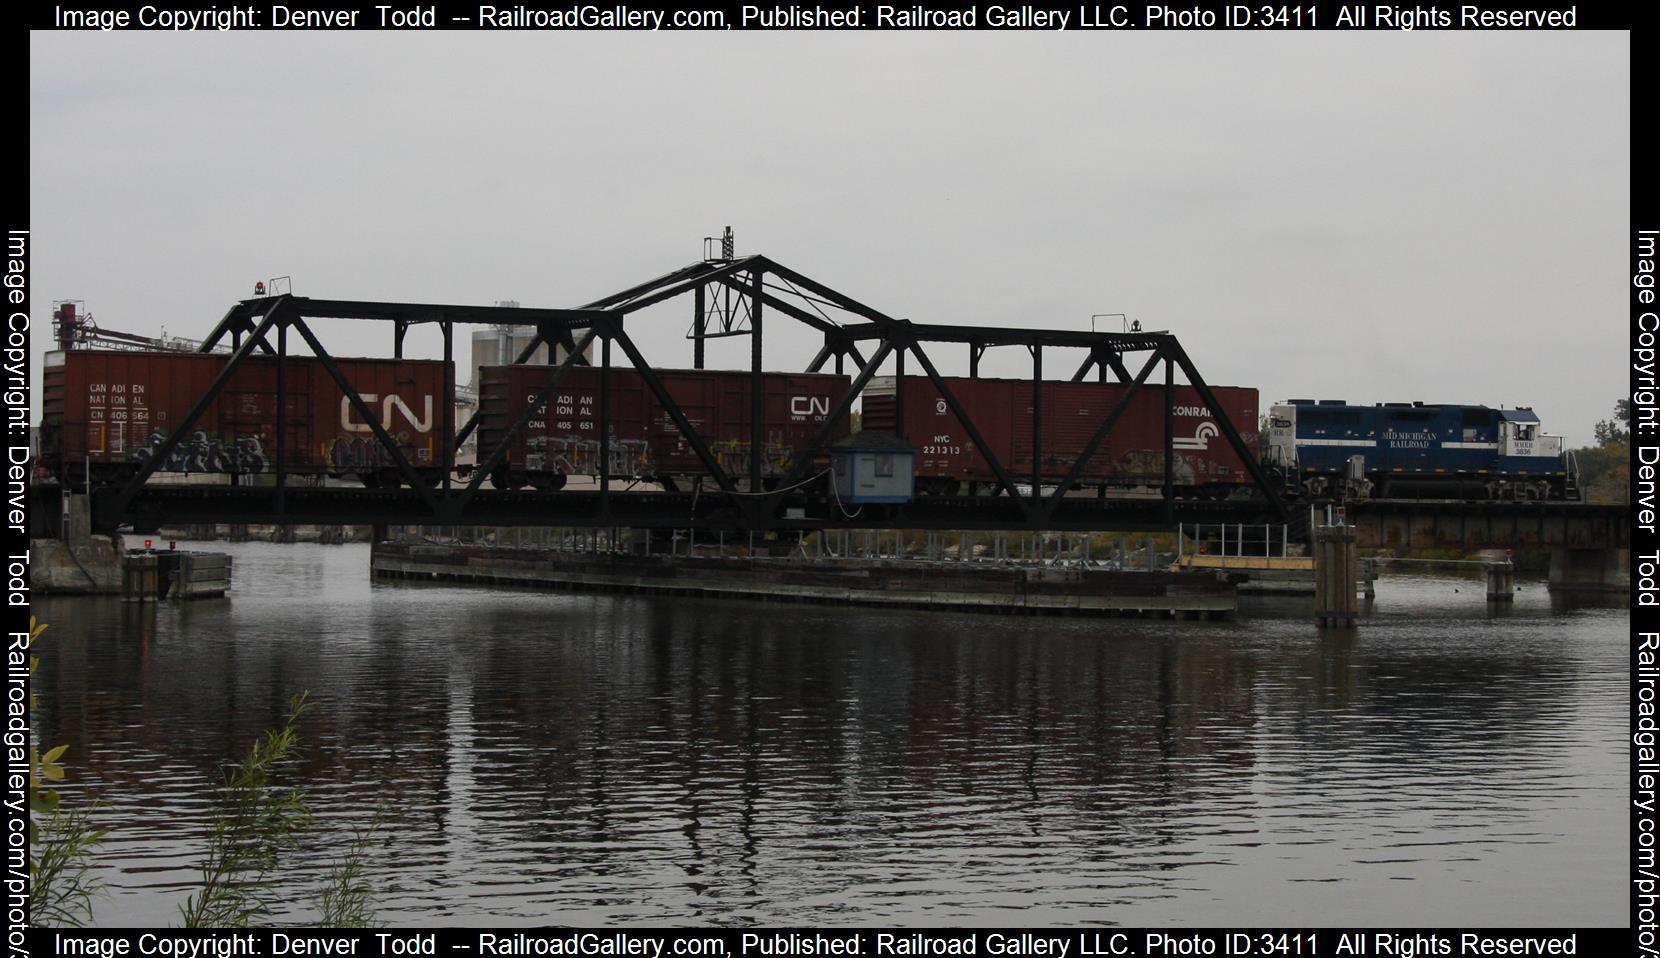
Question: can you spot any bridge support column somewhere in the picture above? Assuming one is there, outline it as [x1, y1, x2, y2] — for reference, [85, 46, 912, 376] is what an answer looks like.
[1549, 548, 1629, 594]
[64, 493, 92, 542]
[1486, 561, 1516, 602]
[1313, 525, 1357, 626]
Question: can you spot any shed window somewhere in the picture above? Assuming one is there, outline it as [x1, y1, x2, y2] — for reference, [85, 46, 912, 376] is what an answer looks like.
[875, 454, 894, 478]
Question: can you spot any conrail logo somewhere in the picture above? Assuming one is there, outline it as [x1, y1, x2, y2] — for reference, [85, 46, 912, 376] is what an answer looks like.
[1172, 421, 1219, 450]
[1172, 405, 1212, 417]
[790, 396, 829, 417]
[340, 394, 434, 434]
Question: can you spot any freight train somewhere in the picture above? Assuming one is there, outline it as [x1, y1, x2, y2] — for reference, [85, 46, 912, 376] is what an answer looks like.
[39, 350, 851, 493]
[38, 350, 1578, 501]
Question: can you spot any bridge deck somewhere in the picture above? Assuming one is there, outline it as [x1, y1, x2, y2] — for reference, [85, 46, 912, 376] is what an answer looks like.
[1345, 499, 1628, 551]
[32, 484, 1631, 547]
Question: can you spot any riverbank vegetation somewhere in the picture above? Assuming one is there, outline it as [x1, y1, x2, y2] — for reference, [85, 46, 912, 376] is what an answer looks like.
[30, 631, 378, 927]
[1572, 400, 1631, 504]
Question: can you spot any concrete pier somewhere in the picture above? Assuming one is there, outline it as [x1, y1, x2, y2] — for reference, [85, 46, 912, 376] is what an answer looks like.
[36, 494, 232, 599]
[1548, 548, 1629, 595]
[1486, 561, 1516, 602]
[31, 536, 123, 594]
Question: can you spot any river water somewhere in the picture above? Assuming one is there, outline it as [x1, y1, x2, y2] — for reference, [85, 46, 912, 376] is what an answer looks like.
[32, 541, 1627, 928]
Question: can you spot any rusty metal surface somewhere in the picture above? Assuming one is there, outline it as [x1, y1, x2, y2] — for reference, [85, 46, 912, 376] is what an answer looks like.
[863, 375, 1258, 489]
[1348, 500, 1630, 550]
[43, 349, 448, 479]
[477, 364, 850, 483]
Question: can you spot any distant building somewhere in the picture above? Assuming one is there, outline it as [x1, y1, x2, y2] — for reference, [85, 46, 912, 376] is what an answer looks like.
[457, 305, 592, 465]
[469, 327, 548, 386]
[467, 308, 592, 388]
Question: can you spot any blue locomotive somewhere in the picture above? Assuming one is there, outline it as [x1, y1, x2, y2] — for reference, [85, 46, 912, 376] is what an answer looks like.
[1263, 400, 1578, 500]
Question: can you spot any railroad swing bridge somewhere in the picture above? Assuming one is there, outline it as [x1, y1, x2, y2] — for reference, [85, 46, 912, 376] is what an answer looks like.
[33, 245, 1628, 598]
[48, 250, 1288, 534]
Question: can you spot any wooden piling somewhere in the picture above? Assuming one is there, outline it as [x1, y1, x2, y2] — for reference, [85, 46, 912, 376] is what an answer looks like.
[122, 553, 159, 603]
[1312, 525, 1357, 626]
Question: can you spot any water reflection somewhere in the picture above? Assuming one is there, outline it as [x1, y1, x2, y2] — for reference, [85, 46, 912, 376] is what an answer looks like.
[32, 544, 1627, 927]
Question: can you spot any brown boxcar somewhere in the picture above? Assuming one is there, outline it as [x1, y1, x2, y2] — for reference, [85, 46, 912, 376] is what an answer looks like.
[861, 375, 1259, 495]
[41, 350, 451, 487]
[476, 365, 852, 490]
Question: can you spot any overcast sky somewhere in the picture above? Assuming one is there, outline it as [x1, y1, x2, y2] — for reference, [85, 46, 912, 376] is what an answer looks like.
[29, 30, 1628, 445]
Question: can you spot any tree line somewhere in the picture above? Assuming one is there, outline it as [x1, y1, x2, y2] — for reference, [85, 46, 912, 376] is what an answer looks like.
[1574, 399, 1631, 503]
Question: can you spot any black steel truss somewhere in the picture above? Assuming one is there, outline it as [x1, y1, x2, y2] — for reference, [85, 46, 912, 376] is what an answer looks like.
[88, 254, 1287, 534]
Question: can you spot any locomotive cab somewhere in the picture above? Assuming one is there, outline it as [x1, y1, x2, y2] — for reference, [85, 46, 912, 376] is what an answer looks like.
[1496, 409, 1561, 460]
[1263, 403, 1299, 470]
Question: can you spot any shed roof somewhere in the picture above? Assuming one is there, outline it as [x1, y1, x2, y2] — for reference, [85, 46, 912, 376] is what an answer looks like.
[830, 431, 916, 452]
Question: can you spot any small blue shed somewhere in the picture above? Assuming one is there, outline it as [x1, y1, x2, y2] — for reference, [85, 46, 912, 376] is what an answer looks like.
[830, 432, 915, 504]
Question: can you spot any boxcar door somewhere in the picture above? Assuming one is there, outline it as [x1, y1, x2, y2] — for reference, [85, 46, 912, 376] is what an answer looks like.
[222, 362, 314, 477]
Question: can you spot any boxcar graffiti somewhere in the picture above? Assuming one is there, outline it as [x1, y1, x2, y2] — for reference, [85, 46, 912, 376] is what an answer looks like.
[41, 350, 449, 489]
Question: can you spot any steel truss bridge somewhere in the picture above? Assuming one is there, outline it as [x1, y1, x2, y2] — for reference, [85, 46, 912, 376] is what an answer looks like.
[43, 250, 1625, 545]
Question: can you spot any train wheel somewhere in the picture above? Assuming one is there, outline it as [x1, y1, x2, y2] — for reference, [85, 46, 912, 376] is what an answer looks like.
[529, 474, 567, 492]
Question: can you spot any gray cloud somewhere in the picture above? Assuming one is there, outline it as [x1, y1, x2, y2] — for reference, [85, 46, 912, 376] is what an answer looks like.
[30, 30, 1628, 444]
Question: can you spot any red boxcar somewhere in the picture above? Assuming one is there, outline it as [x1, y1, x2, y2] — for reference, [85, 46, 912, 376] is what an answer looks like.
[476, 365, 852, 490]
[861, 375, 1259, 495]
[41, 350, 451, 487]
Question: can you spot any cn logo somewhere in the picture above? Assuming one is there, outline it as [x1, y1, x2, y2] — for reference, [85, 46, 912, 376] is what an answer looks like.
[341, 394, 434, 434]
[1171, 420, 1219, 451]
[790, 396, 830, 416]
